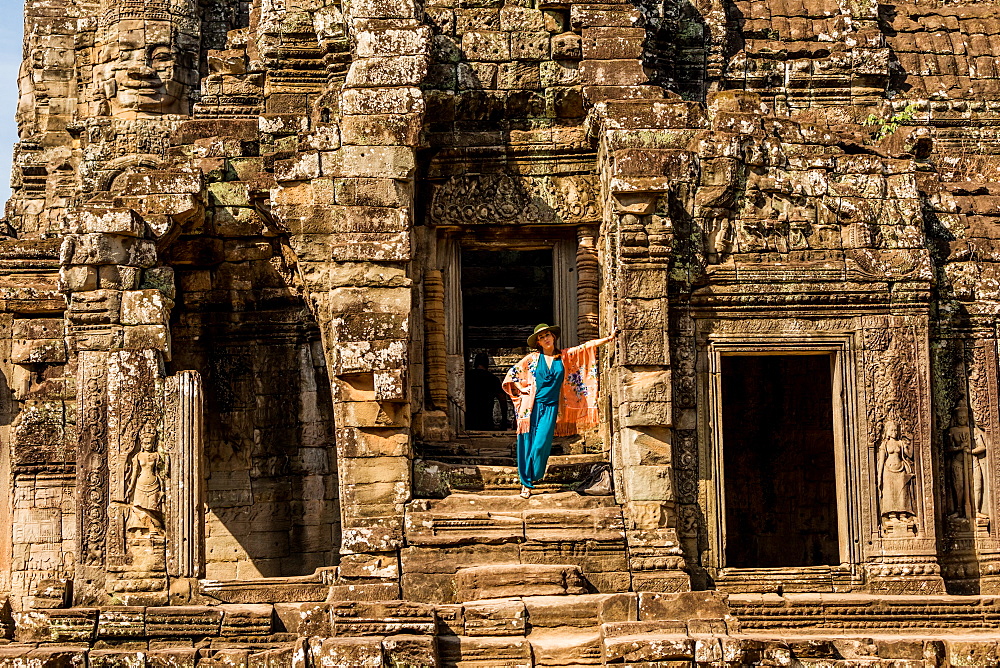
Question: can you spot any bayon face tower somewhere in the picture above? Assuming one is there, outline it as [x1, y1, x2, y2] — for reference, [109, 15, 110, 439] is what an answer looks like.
[5, 0, 1000, 662]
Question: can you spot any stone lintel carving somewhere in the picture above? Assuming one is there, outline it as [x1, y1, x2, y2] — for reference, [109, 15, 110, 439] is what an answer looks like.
[429, 174, 599, 227]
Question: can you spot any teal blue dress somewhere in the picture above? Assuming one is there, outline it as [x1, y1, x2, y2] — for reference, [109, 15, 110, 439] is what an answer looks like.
[517, 355, 564, 488]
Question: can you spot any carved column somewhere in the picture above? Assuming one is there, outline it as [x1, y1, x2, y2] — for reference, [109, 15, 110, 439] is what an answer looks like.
[75, 351, 109, 603]
[424, 269, 448, 412]
[106, 350, 167, 603]
[966, 340, 995, 533]
[577, 226, 599, 343]
[164, 371, 203, 582]
[958, 336, 1000, 592]
[553, 239, 579, 348]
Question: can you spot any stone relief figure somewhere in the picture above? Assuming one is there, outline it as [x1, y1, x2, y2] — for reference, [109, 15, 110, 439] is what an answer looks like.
[947, 405, 972, 519]
[972, 423, 990, 519]
[877, 419, 916, 523]
[125, 422, 165, 536]
[788, 220, 811, 250]
[92, 0, 199, 119]
[735, 218, 767, 252]
[704, 210, 733, 263]
[947, 403, 991, 523]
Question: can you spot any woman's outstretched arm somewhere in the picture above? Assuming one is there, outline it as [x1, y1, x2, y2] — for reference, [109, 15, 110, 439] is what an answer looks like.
[590, 329, 619, 348]
[562, 328, 619, 356]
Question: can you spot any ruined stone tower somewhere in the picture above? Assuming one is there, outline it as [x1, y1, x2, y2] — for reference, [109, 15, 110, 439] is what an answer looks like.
[3, 0, 1000, 663]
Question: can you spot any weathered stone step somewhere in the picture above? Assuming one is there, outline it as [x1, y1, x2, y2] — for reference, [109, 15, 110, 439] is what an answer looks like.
[413, 454, 605, 496]
[456, 564, 588, 601]
[201, 568, 335, 603]
[402, 493, 628, 603]
[418, 433, 595, 461]
[404, 492, 623, 546]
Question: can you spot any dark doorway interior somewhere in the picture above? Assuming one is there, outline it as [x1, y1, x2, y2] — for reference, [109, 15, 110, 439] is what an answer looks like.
[721, 354, 839, 568]
[462, 248, 552, 431]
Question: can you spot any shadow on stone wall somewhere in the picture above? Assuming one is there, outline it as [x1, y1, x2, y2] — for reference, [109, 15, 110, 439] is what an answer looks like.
[166, 236, 341, 580]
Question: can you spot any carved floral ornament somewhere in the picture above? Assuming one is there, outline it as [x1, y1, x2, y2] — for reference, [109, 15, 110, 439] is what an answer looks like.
[429, 174, 600, 226]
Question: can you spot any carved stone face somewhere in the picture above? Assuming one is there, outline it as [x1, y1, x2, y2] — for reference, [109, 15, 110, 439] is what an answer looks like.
[94, 18, 195, 118]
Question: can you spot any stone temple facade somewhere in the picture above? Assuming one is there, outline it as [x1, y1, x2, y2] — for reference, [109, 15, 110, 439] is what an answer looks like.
[7, 0, 1000, 663]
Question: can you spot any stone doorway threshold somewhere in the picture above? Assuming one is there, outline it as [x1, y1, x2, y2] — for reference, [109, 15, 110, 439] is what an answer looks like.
[413, 453, 604, 497]
[714, 565, 860, 594]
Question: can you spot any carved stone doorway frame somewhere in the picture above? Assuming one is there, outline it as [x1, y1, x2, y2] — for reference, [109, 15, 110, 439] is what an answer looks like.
[423, 226, 595, 438]
[698, 328, 866, 591]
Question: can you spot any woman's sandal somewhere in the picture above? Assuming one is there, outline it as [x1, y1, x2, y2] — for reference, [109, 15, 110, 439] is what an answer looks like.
[519, 486, 531, 499]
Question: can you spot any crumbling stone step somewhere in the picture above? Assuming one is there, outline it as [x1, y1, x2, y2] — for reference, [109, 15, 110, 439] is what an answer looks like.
[414, 454, 606, 496]
[308, 635, 437, 667]
[438, 635, 532, 667]
[456, 565, 588, 601]
[14, 604, 276, 642]
[402, 493, 628, 603]
[200, 571, 334, 604]
[404, 492, 623, 546]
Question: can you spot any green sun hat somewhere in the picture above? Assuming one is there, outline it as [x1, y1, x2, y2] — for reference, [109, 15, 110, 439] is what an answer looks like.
[527, 323, 561, 348]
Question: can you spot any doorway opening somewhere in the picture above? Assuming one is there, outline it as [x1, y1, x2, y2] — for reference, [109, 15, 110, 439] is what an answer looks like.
[461, 248, 553, 431]
[721, 354, 839, 568]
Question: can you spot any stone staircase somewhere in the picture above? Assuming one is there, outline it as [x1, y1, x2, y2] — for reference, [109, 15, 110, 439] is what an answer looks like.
[286, 591, 1000, 666]
[402, 491, 628, 604]
[15, 587, 1000, 666]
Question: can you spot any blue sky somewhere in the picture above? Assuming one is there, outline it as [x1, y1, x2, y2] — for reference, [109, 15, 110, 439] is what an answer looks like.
[0, 0, 22, 206]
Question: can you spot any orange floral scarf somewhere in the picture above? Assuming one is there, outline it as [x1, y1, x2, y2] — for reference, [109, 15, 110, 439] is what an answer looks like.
[502, 339, 601, 436]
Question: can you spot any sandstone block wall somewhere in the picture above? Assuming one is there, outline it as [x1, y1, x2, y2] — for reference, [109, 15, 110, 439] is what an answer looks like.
[3, 1, 1000, 664]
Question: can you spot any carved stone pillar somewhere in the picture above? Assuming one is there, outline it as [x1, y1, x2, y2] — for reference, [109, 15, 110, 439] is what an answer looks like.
[577, 226, 599, 343]
[607, 200, 689, 592]
[164, 371, 203, 583]
[75, 351, 109, 603]
[424, 269, 448, 412]
[941, 335, 1000, 593]
[553, 239, 579, 348]
[966, 340, 995, 534]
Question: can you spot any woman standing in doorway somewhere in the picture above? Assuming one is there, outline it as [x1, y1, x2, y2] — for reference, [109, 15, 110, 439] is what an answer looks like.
[503, 323, 617, 498]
